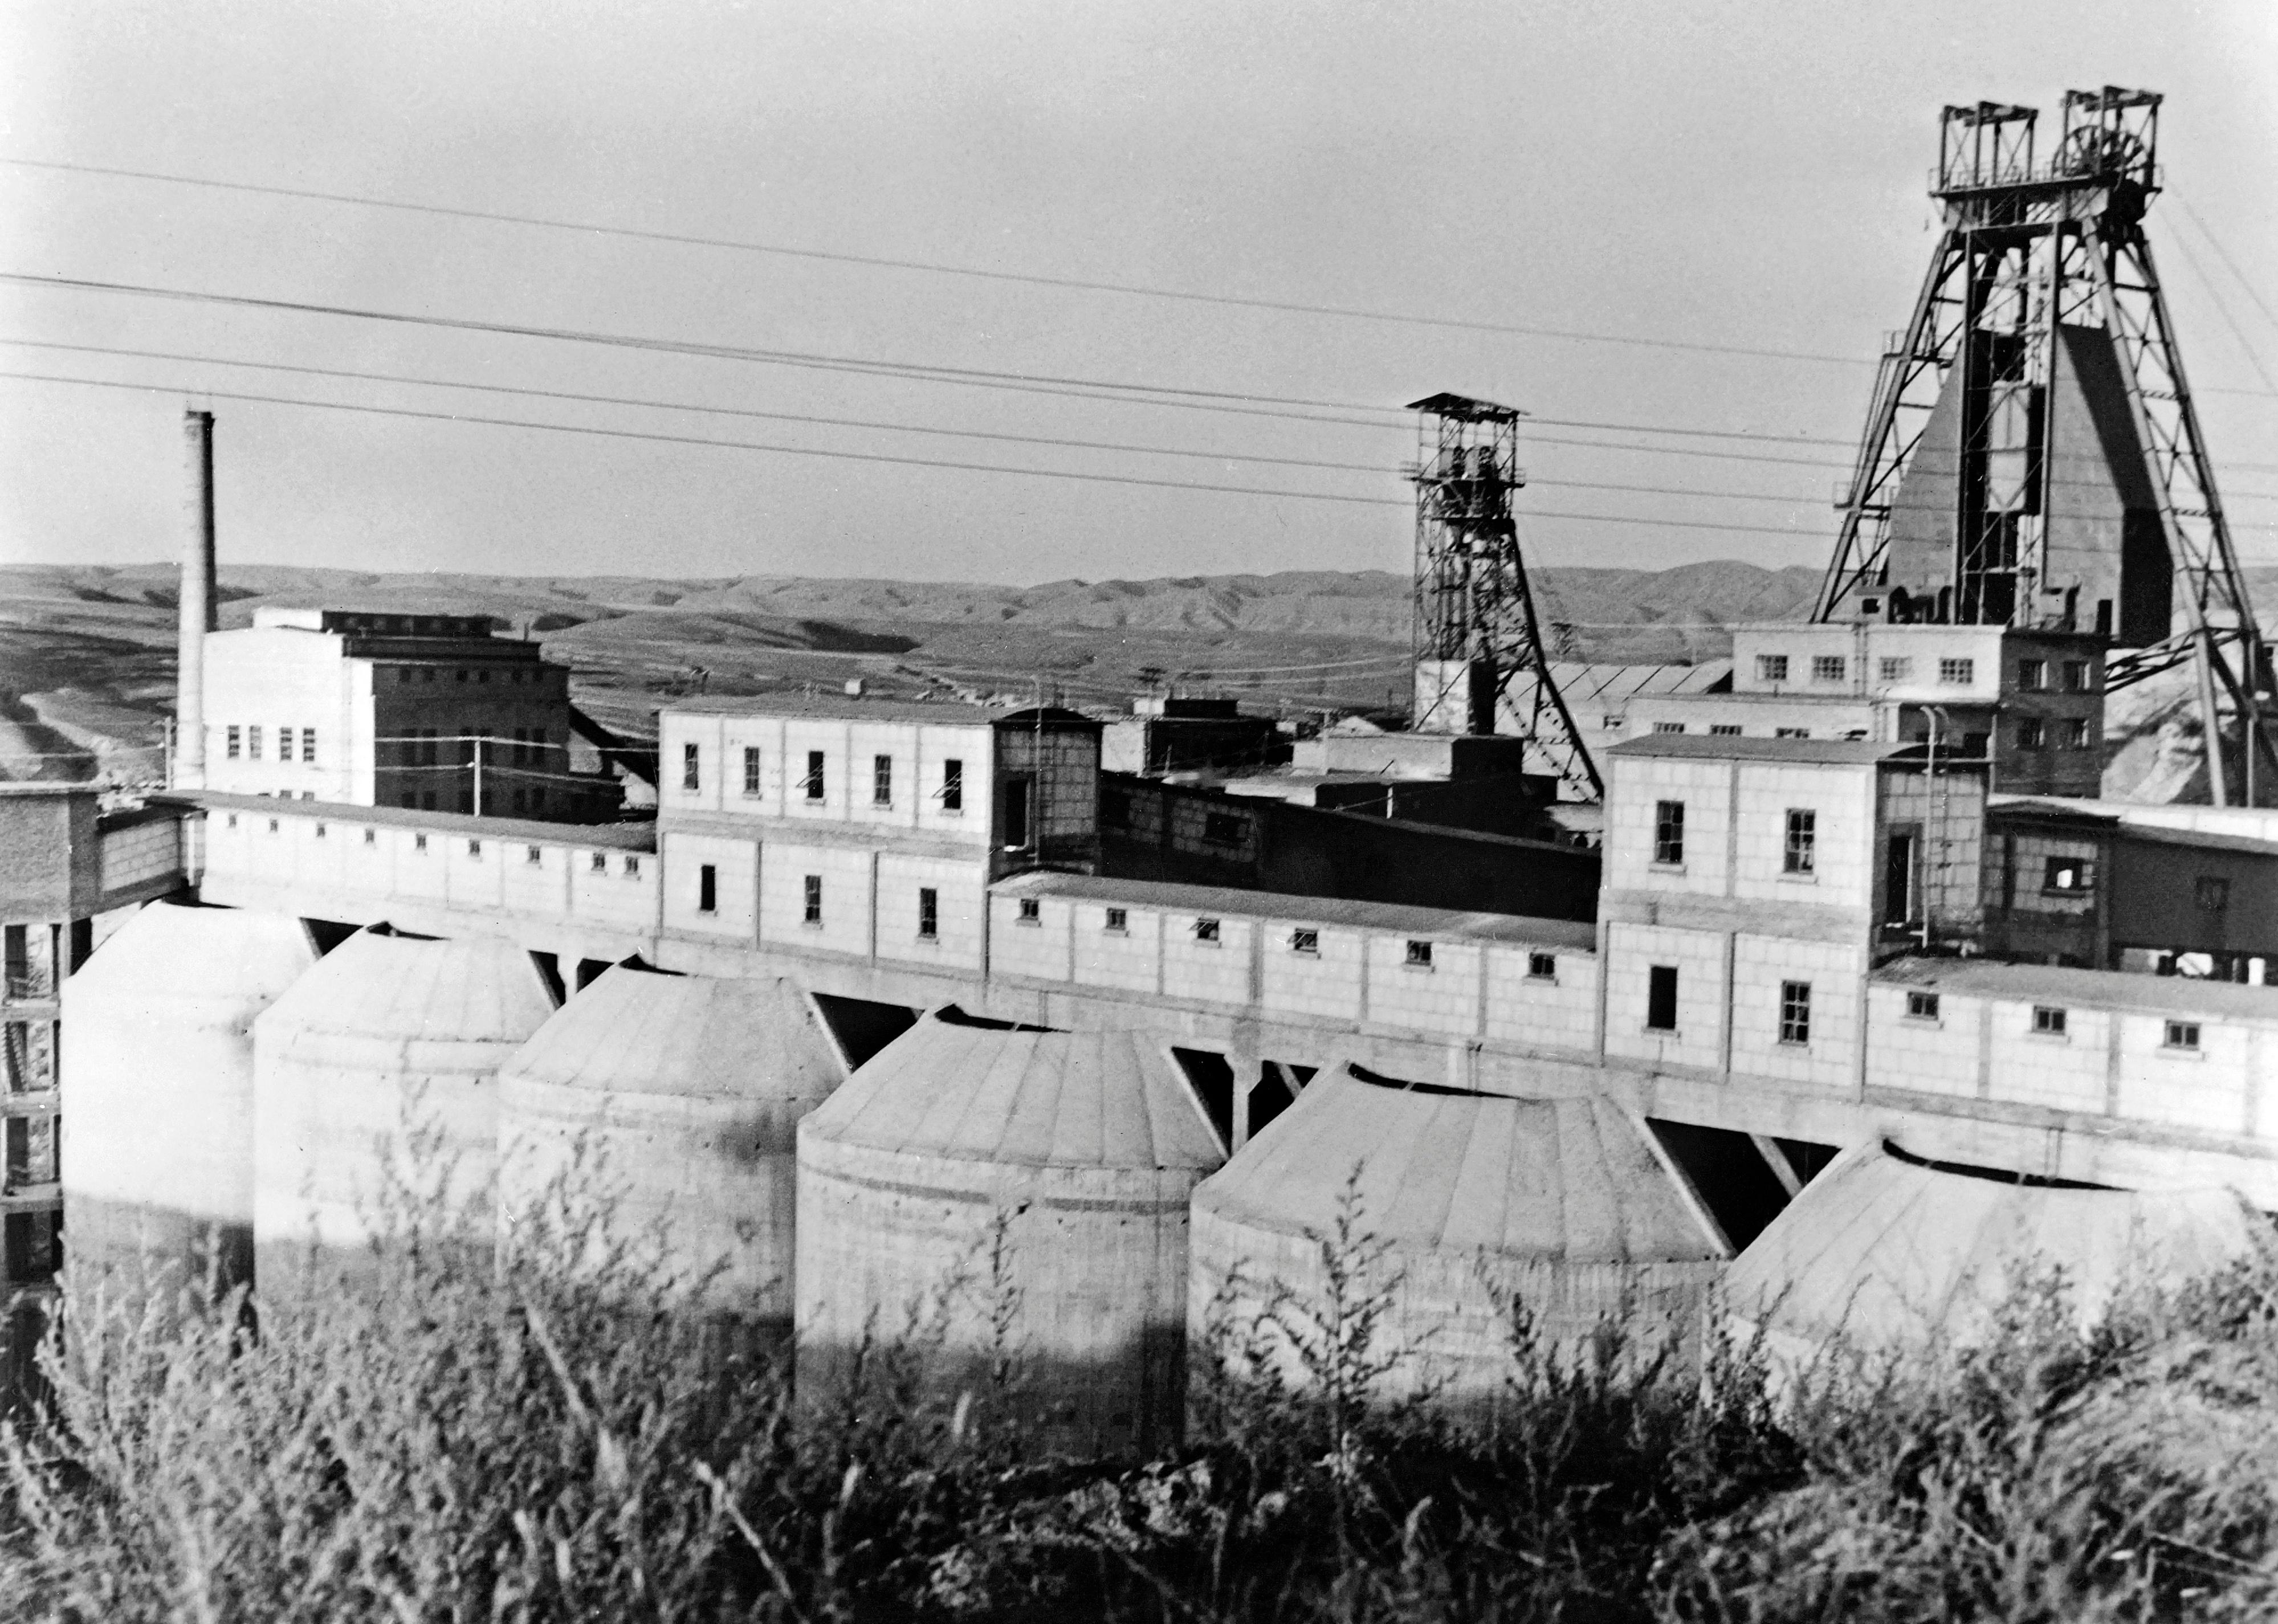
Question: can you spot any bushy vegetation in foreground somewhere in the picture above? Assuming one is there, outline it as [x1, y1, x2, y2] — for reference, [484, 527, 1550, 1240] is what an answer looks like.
[5, 1174, 2278, 1623]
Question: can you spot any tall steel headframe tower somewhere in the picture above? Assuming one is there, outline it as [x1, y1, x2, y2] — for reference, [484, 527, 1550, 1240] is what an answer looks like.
[1407, 391, 1600, 800]
[1814, 88, 2270, 803]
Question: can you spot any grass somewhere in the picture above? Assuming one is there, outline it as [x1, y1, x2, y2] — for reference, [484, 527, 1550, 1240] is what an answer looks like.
[5, 1152, 2277, 1623]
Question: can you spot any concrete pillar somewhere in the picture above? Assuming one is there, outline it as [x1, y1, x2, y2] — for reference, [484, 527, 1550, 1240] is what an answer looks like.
[176, 410, 217, 789]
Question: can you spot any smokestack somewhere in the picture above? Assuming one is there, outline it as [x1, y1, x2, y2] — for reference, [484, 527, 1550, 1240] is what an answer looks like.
[176, 409, 217, 789]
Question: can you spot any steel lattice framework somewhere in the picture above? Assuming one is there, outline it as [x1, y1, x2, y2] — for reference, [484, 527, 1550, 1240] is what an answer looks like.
[1814, 88, 2269, 803]
[1408, 392, 1600, 799]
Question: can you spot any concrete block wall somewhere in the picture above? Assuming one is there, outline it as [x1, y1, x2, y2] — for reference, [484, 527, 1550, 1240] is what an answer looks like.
[1603, 922, 1727, 1071]
[1726, 934, 1862, 1090]
[1731, 764, 1874, 909]
[660, 711, 996, 845]
[757, 841, 877, 960]
[1605, 757, 1735, 896]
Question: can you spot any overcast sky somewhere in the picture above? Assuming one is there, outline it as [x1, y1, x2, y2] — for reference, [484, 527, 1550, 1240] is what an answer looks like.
[2, 0, 2273, 585]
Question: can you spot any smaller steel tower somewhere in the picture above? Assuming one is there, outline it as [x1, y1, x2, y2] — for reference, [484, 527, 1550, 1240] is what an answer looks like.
[1408, 392, 1599, 799]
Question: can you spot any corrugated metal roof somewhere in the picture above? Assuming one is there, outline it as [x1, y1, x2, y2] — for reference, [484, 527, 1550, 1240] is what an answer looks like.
[800, 1011, 1224, 1172]
[1725, 1143, 2268, 1348]
[1876, 957, 2278, 1021]
[503, 964, 842, 1103]
[260, 926, 555, 1042]
[1193, 1067, 1721, 1262]
[993, 872, 1598, 949]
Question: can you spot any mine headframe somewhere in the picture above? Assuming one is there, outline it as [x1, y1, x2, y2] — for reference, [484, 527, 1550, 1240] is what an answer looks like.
[1812, 88, 2272, 805]
[1406, 391, 1600, 801]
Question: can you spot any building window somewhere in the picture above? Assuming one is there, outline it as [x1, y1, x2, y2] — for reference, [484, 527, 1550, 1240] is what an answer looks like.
[1528, 951, 1556, 980]
[1405, 940, 1433, 968]
[300, 727, 316, 763]
[2018, 659, 2047, 691]
[2165, 1019, 2202, 1051]
[1102, 789, 1131, 828]
[2032, 1005, 2068, 1036]
[802, 874, 822, 924]
[873, 754, 893, 806]
[1194, 917, 1220, 943]
[468, 839, 482, 858]
[942, 758, 963, 811]
[1602, 713, 1627, 730]
[1652, 800, 1685, 866]
[1708, 724, 1742, 737]
[1906, 990, 1940, 1021]
[905, 887, 935, 940]
[2197, 876, 2231, 912]
[1879, 656, 1913, 682]
[2062, 718, 2092, 749]
[1755, 655, 1789, 683]
[590, 851, 607, 872]
[364, 828, 376, 846]
[1646, 965, 1678, 1031]
[804, 751, 826, 801]
[1290, 928, 1319, 954]
[743, 746, 761, 797]
[2044, 857, 2093, 893]
[1202, 811, 1244, 846]
[1104, 907, 1127, 933]
[225, 813, 238, 828]
[315, 822, 327, 838]
[1779, 980, 1812, 1044]
[698, 864, 717, 913]
[526, 845, 542, 865]
[1652, 721, 1686, 735]
[2064, 660, 2093, 692]
[414, 833, 429, 853]
[1938, 657, 1975, 685]
[248, 725, 263, 761]
[226, 725, 242, 759]
[682, 742, 700, 791]
[624, 856, 640, 878]
[2018, 717, 2047, 749]
[1811, 655, 1845, 683]
[1017, 896, 1041, 924]
[1783, 809, 1816, 874]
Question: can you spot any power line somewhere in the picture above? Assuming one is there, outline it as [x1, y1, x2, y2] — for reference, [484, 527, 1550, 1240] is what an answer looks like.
[2176, 198, 2278, 336]
[2164, 228, 2278, 393]
[0, 153, 1888, 369]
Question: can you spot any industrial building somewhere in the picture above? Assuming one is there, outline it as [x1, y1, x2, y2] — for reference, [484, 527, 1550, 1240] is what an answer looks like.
[31, 85, 2278, 1426]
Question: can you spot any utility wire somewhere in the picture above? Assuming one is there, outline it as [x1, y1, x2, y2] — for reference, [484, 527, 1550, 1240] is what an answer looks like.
[2163, 228, 2278, 393]
[2176, 198, 2278, 336]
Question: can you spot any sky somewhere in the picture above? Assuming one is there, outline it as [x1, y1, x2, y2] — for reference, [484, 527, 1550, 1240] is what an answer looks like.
[1, 0, 2274, 586]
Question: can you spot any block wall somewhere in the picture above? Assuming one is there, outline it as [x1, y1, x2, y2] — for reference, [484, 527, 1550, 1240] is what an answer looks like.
[1601, 921, 1727, 1072]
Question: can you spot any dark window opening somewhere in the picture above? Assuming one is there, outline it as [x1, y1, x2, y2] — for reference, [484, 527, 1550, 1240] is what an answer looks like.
[1647, 965, 1679, 1031]
[802, 874, 823, 925]
[698, 864, 718, 914]
[1003, 777, 1032, 850]
[804, 751, 826, 801]
[942, 758, 964, 811]
[917, 887, 939, 939]
[1653, 800, 1685, 866]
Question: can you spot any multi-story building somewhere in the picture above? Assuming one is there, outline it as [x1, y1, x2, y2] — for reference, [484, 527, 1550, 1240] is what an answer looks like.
[201, 607, 619, 821]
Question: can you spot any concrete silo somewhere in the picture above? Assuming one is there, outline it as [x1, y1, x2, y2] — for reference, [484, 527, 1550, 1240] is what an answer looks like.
[1187, 1066, 1726, 1414]
[497, 962, 844, 1335]
[796, 1009, 1224, 1455]
[59, 900, 317, 1294]
[252, 925, 553, 1276]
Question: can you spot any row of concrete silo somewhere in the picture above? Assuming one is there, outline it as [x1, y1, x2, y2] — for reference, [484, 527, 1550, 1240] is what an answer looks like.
[63, 899, 2266, 1448]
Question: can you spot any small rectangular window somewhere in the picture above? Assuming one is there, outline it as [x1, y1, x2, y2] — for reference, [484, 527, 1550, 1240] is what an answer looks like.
[1779, 980, 1812, 1044]
[698, 864, 718, 914]
[1102, 789, 1131, 829]
[468, 839, 482, 858]
[2196, 876, 2231, 912]
[2063, 660, 2093, 692]
[1708, 724, 1743, 737]
[2017, 659, 2047, 691]
[526, 845, 542, 865]
[1193, 917, 1220, 942]
[1602, 713, 1627, 730]
[1906, 990, 1941, 1021]
[1527, 951, 1556, 980]
[226, 725, 242, 759]
[414, 833, 429, 853]
[363, 828, 376, 846]
[590, 851, 607, 872]
[682, 741, 701, 791]
[804, 751, 826, 801]
[624, 855, 640, 878]
[2043, 857, 2093, 894]
[1755, 654, 1789, 683]
[1811, 655, 1845, 683]
[1652, 721, 1686, 735]
[1938, 657, 1975, 685]
[1784, 809, 1816, 874]
[1653, 800, 1685, 866]
[1646, 965, 1678, 1031]
[918, 887, 939, 939]
[1405, 940, 1433, 968]
[1017, 896, 1041, 924]
[1104, 907, 1127, 933]
[2032, 1005, 2067, 1035]
[743, 746, 762, 797]
[1878, 656, 1913, 682]
[2165, 1019, 2201, 1051]
[1290, 928, 1319, 954]
[2018, 717, 2047, 749]
[802, 874, 823, 924]
[301, 727, 316, 763]
[2062, 718, 2092, 749]
[248, 724, 263, 761]
[873, 754, 893, 806]
[941, 758, 964, 811]
[315, 822, 327, 839]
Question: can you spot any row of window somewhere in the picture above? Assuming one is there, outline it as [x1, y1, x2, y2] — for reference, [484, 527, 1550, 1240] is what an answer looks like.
[1650, 802, 1816, 875]
[682, 745, 965, 811]
[1902, 989, 2201, 1050]
[1004, 898, 1560, 977]
[1642, 965, 1814, 1043]
[1753, 653, 2094, 691]
[225, 725, 317, 764]
[388, 666, 547, 686]
[687, 870, 941, 939]
[2014, 717, 2096, 749]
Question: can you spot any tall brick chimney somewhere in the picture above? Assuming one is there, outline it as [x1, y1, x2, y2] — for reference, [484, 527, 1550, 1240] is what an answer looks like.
[176, 409, 217, 789]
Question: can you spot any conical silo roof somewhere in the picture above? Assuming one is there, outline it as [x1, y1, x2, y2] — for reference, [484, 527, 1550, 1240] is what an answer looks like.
[502, 963, 841, 1104]
[802, 1010, 1221, 1172]
[259, 925, 553, 1042]
[1724, 1143, 2271, 1352]
[69, 900, 315, 1007]
[1194, 1066, 1722, 1265]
